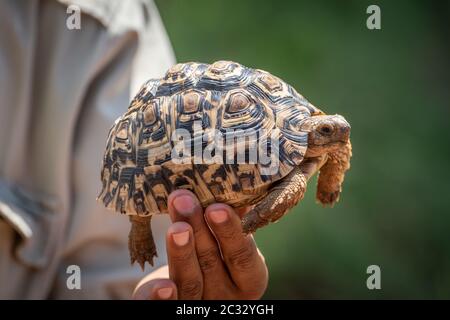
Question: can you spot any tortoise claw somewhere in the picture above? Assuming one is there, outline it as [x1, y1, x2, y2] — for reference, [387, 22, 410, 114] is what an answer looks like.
[129, 238, 157, 270]
[316, 190, 340, 206]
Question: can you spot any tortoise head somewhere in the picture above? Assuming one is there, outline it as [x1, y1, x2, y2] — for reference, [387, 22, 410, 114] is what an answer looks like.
[301, 114, 351, 157]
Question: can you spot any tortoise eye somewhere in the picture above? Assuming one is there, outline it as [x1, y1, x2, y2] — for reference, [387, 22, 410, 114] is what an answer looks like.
[319, 124, 333, 135]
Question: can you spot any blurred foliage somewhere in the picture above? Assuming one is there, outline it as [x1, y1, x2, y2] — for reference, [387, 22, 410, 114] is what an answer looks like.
[155, 0, 450, 299]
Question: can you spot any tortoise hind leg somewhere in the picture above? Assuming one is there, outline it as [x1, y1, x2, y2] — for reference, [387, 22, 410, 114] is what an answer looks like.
[129, 215, 157, 270]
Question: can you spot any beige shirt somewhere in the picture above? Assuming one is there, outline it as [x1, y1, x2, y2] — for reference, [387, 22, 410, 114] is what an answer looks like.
[0, 0, 174, 299]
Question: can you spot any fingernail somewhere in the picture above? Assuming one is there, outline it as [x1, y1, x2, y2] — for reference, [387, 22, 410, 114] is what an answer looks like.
[209, 210, 229, 224]
[172, 230, 190, 246]
[157, 287, 173, 299]
[173, 195, 196, 216]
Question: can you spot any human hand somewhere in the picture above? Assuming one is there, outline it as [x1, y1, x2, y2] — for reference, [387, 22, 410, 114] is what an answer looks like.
[132, 189, 268, 300]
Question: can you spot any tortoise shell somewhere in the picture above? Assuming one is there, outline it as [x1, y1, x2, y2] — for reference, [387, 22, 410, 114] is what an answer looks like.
[98, 61, 323, 216]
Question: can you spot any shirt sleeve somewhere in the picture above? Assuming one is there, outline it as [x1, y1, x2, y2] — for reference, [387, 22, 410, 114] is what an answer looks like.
[48, 0, 175, 299]
[0, 0, 174, 299]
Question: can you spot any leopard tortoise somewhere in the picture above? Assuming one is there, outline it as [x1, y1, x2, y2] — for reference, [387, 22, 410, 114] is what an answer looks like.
[97, 61, 352, 269]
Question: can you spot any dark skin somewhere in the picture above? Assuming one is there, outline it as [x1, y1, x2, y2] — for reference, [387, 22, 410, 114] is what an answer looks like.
[132, 189, 268, 300]
[132, 155, 331, 300]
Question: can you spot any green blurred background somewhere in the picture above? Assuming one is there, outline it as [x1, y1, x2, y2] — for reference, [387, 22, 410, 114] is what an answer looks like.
[155, 0, 450, 299]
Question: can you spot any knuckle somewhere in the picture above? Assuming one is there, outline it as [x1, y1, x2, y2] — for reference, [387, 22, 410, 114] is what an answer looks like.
[179, 278, 203, 298]
[215, 221, 239, 240]
[197, 247, 221, 272]
[192, 225, 207, 239]
[171, 248, 195, 264]
[227, 245, 255, 271]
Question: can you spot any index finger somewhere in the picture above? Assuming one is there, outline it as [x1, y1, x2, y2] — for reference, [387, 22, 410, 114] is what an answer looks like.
[205, 204, 268, 299]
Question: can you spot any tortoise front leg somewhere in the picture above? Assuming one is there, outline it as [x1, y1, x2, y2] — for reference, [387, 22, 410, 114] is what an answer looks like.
[316, 140, 352, 205]
[241, 157, 324, 234]
[129, 215, 157, 270]
[241, 166, 306, 234]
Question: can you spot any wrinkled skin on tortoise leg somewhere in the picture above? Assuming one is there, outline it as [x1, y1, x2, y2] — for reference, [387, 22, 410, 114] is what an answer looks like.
[129, 215, 157, 270]
[241, 157, 325, 234]
[316, 140, 352, 205]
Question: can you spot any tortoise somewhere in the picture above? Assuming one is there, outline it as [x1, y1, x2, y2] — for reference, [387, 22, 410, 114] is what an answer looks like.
[97, 60, 352, 269]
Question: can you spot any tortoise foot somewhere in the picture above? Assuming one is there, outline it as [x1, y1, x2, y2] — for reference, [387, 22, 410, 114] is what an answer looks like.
[129, 216, 157, 270]
[316, 190, 340, 206]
